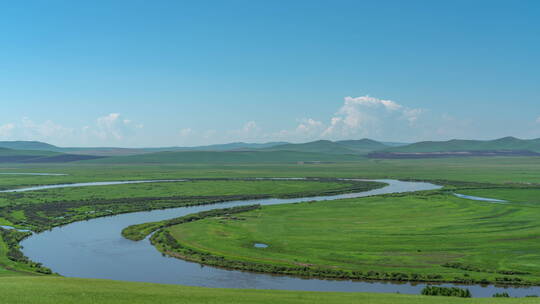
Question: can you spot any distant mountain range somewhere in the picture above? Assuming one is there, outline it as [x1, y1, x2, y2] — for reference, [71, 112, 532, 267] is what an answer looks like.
[259, 139, 390, 155]
[0, 136, 538, 163]
[0, 141, 289, 156]
[0, 146, 101, 163]
[369, 137, 540, 158]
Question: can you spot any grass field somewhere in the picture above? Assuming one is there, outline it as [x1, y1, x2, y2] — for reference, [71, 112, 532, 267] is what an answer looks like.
[0, 178, 379, 276]
[162, 191, 540, 285]
[2, 276, 540, 304]
[1, 157, 540, 188]
[2, 157, 540, 302]
[459, 188, 540, 204]
[0, 179, 379, 231]
[0, 179, 363, 207]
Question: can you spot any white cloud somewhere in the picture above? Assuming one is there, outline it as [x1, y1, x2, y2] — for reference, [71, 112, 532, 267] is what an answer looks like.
[93, 113, 141, 141]
[536, 116, 540, 124]
[267, 118, 324, 142]
[195, 96, 431, 144]
[18, 117, 74, 140]
[179, 128, 193, 137]
[296, 118, 323, 134]
[4, 95, 516, 146]
[0, 123, 15, 137]
[319, 95, 425, 139]
[402, 108, 424, 124]
[0, 114, 143, 145]
[227, 121, 261, 140]
[204, 129, 217, 139]
[242, 121, 259, 133]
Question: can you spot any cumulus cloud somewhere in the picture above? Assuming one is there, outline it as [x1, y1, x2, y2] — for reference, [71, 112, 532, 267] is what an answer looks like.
[204, 129, 217, 139]
[0, 114, 143, 146]
[199, 96, 431, 144]
[179, 128, 193, 137]
[0, 118, 74, 142]
[93, 113, 142, 141]
[296, 118, 324, 135]
[270, 118, 325, 141]
[320, 95, 425, 139]
[242, 121, 259, 133]
[22, 117, 74, 138]
[228, 121, 261, 140]
[0, 123, 15, 137]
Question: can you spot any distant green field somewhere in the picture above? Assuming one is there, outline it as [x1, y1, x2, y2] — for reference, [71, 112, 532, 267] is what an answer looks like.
[1, 156, 540, 186]
[85, 150, 362, 163]
[1, 158, 540, 303]
[0, 179, 360, 207]
[2, 276, 539, 304]
[0, 148, 58, 157]
[0, 179, 377, 233]
[161, 192, 540, 285]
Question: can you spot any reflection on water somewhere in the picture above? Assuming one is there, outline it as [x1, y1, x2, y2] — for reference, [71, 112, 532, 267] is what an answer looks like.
[454, 193, 507, 203]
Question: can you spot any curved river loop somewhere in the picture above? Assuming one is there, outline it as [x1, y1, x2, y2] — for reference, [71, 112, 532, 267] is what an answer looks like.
[0, 176, 535, 298]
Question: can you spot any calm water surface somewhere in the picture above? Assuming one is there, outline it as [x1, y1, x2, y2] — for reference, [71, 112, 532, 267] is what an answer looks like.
[453, 193, 507, 203]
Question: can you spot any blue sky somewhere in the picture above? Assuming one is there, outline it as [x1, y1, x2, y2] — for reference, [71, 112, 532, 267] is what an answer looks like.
[1, 0, 539, 147]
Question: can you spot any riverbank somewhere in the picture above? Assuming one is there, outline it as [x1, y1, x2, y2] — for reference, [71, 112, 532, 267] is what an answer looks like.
[4, 276, 540, 304]
[156, 191, 540, 291]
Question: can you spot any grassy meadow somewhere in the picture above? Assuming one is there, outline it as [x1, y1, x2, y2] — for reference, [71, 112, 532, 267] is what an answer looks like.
[3, 276, 540, 304]
[0, 156, 540, 188]
[160, 191, 540, 285]
[1, 157, 540, 302]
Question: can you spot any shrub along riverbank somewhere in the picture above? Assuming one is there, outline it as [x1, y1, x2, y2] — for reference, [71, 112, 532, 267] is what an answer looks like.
[0, 178, 384, 232]
[123, 205, 262, 241]
[0, 228, 51, 275]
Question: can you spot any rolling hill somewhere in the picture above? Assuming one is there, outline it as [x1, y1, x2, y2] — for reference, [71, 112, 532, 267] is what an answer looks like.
[262, 140, 357, 155]
[0, 141, 289, 156]
[369, 137, 540, 158]
[0, 141, 61, 151]
[4, 137, 539, 162]
[87, 150, 361, 164]
[0, 147, 102, 163]
[383, 137, 540, 152]
[336, 138, 389, 153]
[174, 142, 288, 151]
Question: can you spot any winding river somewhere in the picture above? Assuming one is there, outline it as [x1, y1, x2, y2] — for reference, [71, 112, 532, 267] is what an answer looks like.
[2, 178, 535, 297]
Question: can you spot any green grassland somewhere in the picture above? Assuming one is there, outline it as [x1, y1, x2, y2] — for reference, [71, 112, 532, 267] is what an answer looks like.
[85, 150, 362, 163]
[1, 156, 540, 187]
[0, 179, 379, 232]
[2, 157, 540, 303]
[0, 178, 379, 277]
[3, 276, 539, 304]
[160, 191, 540, 285]
[0, 179, 363, 207]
